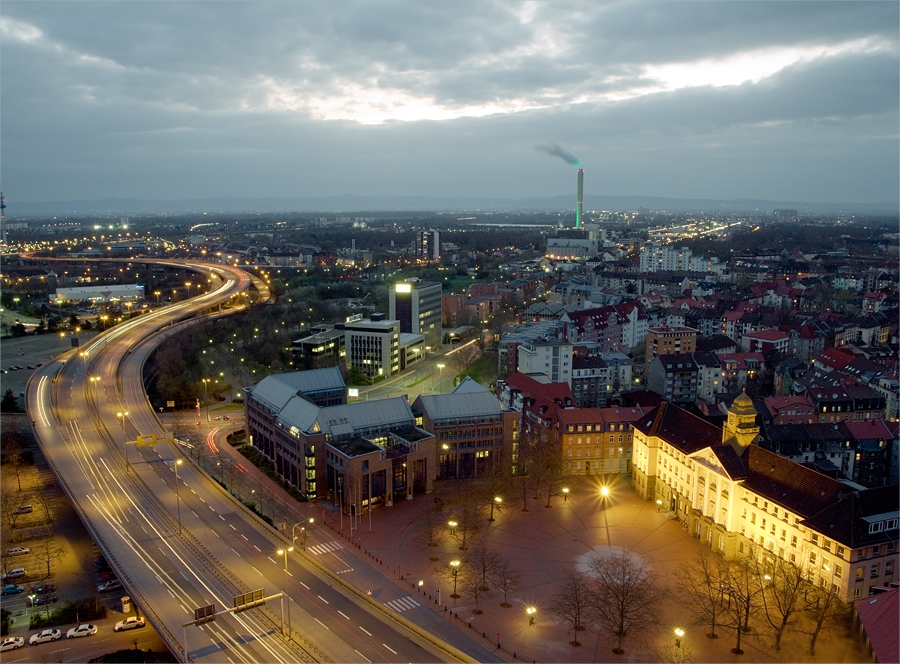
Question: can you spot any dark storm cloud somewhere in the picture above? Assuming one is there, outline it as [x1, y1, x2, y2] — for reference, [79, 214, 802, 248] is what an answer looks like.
[1, 1, 896, 204]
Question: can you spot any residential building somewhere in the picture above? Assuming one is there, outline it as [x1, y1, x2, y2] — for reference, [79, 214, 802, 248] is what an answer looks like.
[763, 396, 816, 426]
[646, 354, 699, 403]
[646, 324, 698, 360]
[517, 339, 573, 384]
[291, 325, 346, 369]
[415, 230, 440, 261]
[741, 330, 790, 355]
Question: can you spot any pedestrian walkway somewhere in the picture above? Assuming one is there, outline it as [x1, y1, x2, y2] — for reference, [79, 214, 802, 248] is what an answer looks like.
[384, 595, 420, 613]
[306, 541, 344, 556]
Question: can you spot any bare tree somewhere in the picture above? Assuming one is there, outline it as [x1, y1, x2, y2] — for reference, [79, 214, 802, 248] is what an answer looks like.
[447, 489, 484, 551]
[587, 549, 667, 654]
[721, 553, 764, 655]
[802, 582, 846, 656]
[32, 526, 67, 580]
[548, 569, 595, 647]
[460, 568, 488, 614]
[491, 558, 522, 608]
[467, 542, 500, 591]
[676, 551, 731, 639]
[0, 485, 25, 530]
[413, 506, 445, 558]
[758, 551, 808, 651]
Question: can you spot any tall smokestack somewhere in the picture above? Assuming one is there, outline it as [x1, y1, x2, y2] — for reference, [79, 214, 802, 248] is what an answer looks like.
[576, 168, 584, 228]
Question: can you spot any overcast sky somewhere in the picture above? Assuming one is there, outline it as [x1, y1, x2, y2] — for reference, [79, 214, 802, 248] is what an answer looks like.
[2, 1, 898, 206]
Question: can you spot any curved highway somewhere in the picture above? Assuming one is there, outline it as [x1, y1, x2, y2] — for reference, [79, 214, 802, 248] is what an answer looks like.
[26, 260, 464, 664]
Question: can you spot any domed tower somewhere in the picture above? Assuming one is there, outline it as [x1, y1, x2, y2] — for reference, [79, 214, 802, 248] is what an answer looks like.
[722, 390, 759, 455]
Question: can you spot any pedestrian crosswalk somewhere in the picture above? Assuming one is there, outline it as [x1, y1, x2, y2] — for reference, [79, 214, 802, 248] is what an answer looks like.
[307, 541, 344, 556]
[384, 596, 420, 613]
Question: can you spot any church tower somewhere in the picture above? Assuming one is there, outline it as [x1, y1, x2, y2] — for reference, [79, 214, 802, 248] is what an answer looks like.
[722, 391, 759, 455]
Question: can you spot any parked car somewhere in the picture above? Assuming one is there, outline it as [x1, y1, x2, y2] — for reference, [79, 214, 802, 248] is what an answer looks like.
[31, 583, 55, 594]
[32, 594, 58, 606]
[66, 624, 97, 639]
[1, 568, 26, 581]
[12, 505, 33, 514]
[99, 570, 117, 582]
[114, 616, 146, 632]
[2, 584, 24, 596]
[26, 365, 34, 370]
[7, 546, 30, 556]
[97, 579, 122, 593]
[0, 637, 24, 651]
[28, 629, 61, 645]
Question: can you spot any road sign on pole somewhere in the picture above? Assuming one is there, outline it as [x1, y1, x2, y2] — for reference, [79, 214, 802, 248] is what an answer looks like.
[233, 589, 265, 613]
[194, 604, 216, 625]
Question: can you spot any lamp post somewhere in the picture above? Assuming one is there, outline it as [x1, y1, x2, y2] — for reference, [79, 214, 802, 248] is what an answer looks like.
[292, 518, 314, 550]
[173, 459, 184, 533]
[489, 496, 502, 522]
[154, 290, 161, 307]
[201, 379, 210, 421]
[448, 519, 457, 536]
[600, 485, 610, 546]
[185, 282, 192, 299]
[562, 487, 570, 502]
[116, 411, 130, 472]
[449, 560, 461, 598]
[674, 627, 685, 649]
[527, 605, 536, 626]
[277, 547, 294, 635]
[435, 363, 445, 394]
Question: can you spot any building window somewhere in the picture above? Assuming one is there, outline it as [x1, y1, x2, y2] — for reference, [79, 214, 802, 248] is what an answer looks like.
[791, 535, 797, 547]
[809, 552, 816, 564]
[886, 561, 893, 576]
[856, 567, 864, 580]
[834, 564, 843, 579]
[870, 565, 879, 579]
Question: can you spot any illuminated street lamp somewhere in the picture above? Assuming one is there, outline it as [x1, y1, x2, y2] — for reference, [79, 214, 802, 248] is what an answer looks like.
[489, 496, 502, 522]
[173, 459, 184, 533]
[154, 290, 161, 307]
[449, 560, 461, 598]
[277, 547, 294, 635]
[674, 627, 685, 649]
[116, 410, 131, 472]
[527, 605, 536, 626]
[448, 519, 457, 536]
[562, 487, 570, 502]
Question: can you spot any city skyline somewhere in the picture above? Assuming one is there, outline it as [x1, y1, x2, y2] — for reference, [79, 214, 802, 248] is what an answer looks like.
[1, 1, 898, 206]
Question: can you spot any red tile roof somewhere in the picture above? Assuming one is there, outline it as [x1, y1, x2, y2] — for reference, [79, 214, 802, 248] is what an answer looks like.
[854, 588, 899, 664]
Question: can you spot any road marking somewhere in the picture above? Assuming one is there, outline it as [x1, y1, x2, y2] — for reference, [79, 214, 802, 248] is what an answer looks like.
[315, 618, 329, 630]
[338, 610, 349, 620]
[317, 595, 329, 604]
[209, 505, 215, 511]
[231, 548, 239, 555]
[359, 627, 372, 636]
[383, 644, 397, 654]
[167, 589, 175, 598]
[198, 496, 205, 503]
[354, 650, 371, 662]
[182, 605, 190, 614]
[267, 557, 276, 564]
[384, 596, 420, 613]
[253, 545, 260, 552]
[300, 582, 309, 589]
[218, 513, 224, 518]
[229, 524, 236, 530]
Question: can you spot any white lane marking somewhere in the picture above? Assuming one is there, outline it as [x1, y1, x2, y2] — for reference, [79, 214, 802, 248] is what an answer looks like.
[300, 582, 309, 589]
[267, 557, 276, 564]
[229, 524, 236, 530]
[218, 513, 225, 519]
[338, 610, 349, 620]
[315, 618, 329, 630]
[354, 650, 371, 662]
[317, 595, 329, 604]
[253, 545, 260, 552]
[359, 627, 372, 636]
[383, 644, 397, 654]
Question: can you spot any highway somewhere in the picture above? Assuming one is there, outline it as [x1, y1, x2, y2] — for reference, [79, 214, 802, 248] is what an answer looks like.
[26, 260, 466, 664]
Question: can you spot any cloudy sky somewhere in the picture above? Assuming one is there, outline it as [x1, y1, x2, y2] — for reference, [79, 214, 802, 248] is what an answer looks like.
[1, 1, 897, 206]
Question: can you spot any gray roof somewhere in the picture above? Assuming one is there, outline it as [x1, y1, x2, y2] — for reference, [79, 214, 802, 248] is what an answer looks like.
[248, 368, 344, 413]
[248, 374, 303, 413]
[452, 377, 490, 395]
[275, 395, 414, 436]
[416, 392, 502, 421]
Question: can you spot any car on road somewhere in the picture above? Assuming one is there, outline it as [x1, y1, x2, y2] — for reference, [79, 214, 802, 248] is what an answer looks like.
[32, 594, 58, 606]
[2, 584, 24, 595]
[28, 629, 61, 645]
[26, 365, 34, 370]
[66, 624, 98, 639]
[0, 637, 24, 651]
[114, 616, 146, 632]
[12, 504, 33, 514]
[97, 579, 122, 593]
[31, 583, 55, 594]
[7, 546, 30, 556]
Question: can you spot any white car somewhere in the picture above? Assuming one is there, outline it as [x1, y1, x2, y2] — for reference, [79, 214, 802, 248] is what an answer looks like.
[114, 616, 146, 632]
[0, 637, 24, 651]
[97, 579, 122, 593]
[66, 624, 98, 639]
[7, 546, 30, 556]
[29, 629, 61, 645]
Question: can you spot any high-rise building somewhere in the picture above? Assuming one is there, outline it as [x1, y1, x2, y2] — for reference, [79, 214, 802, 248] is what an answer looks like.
[416, 230, 440, 261]
[389, 278, 442, 352]
[339, 314, 400, 378]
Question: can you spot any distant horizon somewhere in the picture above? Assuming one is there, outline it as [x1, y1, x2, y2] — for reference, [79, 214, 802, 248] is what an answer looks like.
[5, 191, 898, 219]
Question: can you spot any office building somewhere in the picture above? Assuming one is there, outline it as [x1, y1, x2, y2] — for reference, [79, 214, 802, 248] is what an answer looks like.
[389, 278, 442, 353]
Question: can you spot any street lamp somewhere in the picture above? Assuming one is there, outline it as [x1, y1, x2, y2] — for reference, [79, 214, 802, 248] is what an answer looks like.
[674, 627, 685, 649]
[489, 496, 502, 522]
[292, 518, 314, 550]
[448, 519, 457, 536]
[201, 379, 210, 421]
[277, 547, 294, 635]
[154, 290, 161, 307]
[116, 411, 130, 471]
[449, 560, 461, 598]
[562, 487, 570, 502]
[527, 605, 536, 626]
[600, 485, 610, 546]
[173, 459, 184, 533]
